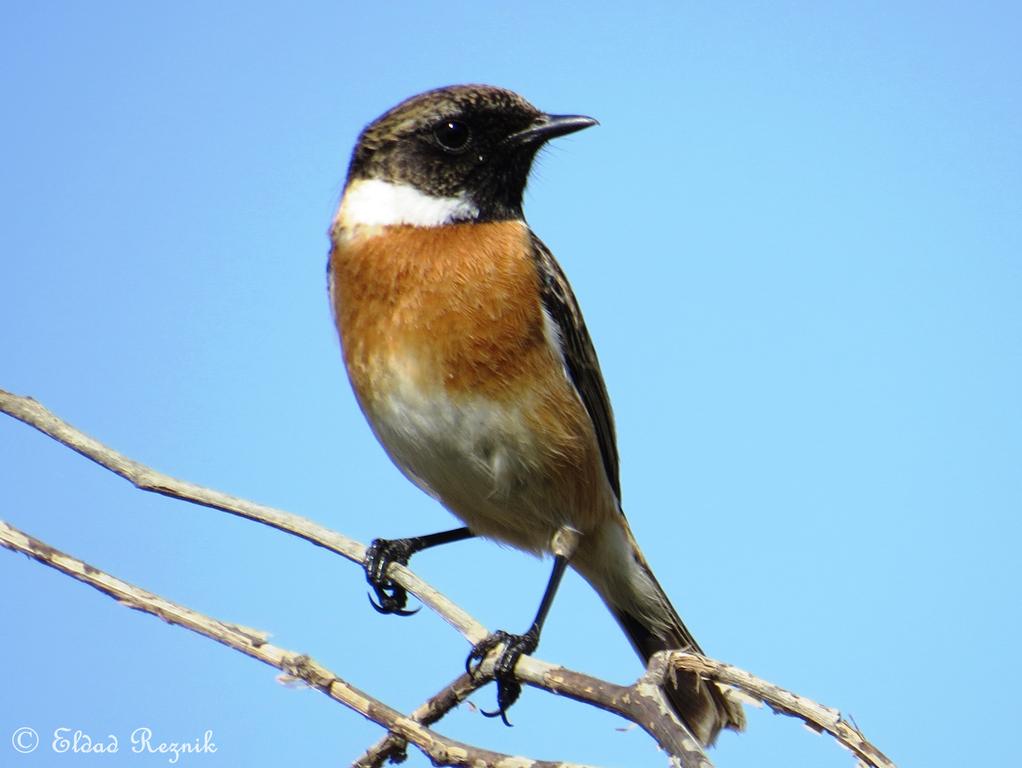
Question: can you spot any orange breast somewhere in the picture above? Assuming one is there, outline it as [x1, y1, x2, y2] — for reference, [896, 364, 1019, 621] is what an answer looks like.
[330, 221, 552, 402]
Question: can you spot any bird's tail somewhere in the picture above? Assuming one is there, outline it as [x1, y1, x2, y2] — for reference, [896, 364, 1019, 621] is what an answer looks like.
[578, 525, 745, 747]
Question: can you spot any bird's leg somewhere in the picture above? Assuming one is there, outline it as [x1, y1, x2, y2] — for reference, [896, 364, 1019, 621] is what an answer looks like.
[466, 527, 580, 725]
[365, 527, 474, 615]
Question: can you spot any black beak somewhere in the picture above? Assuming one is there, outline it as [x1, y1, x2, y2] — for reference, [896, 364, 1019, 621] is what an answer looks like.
[506, 113, 599, 146]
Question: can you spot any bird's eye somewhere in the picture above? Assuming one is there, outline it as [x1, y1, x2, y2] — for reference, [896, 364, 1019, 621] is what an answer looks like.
[433, 120, 471, 152]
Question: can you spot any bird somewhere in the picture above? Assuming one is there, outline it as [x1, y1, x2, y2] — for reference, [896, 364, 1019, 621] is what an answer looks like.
[327, 84, 745, 746]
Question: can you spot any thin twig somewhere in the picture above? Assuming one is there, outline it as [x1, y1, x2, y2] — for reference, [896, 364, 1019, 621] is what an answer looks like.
[353, 672, 484, 768]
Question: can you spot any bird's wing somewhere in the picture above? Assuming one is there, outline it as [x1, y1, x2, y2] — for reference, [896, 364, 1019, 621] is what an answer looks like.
[529, 233, 621, 502]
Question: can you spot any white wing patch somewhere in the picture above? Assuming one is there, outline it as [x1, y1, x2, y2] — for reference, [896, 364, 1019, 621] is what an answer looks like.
[337, 178, 479, 229]
[540, 304, 571, 381]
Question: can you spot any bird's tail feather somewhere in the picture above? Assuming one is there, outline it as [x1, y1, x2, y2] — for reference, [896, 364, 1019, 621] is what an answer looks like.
[605, 551, 745, 747]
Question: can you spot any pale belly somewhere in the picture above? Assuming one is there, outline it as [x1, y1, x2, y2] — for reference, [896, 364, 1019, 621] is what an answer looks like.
[361, 364, 572, 554]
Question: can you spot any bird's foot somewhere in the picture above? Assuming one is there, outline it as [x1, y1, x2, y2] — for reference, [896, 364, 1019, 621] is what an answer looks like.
[465, 628, 539, 726]
[363, 538, 420, 616]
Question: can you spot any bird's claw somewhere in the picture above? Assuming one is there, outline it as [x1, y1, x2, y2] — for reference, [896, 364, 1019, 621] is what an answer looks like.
[465, 629, 539, 726]
[364, 538, 420, 616]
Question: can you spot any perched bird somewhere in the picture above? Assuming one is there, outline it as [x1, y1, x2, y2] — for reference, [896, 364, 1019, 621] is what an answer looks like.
[328, 84, 744, 746]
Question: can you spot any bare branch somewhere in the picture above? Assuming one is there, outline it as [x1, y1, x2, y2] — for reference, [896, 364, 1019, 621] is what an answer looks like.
[354, 672, 484, 768]
[0, 519, 594, 768]
[0, 388, 712, 763]
[2, 387, 710, 764]
[0, 389, 486, 645]
[663, 652, 895, 768]
[2, 388, 896, 768]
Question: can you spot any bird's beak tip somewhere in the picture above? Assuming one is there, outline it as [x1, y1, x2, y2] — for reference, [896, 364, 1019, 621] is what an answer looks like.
[508, 113, 599, 146]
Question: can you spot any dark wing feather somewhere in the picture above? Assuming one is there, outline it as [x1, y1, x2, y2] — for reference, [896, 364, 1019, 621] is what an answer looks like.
[529, 233, 621, 502]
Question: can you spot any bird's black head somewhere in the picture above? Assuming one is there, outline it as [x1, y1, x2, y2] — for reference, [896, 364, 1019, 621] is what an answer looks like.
[345, 85, 597, 223]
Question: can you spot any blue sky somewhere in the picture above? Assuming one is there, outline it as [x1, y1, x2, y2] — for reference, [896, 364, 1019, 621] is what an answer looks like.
[2, 3, 1020, 767]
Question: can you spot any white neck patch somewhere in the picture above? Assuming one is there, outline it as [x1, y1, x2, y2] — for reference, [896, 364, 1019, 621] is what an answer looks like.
[337, 178, 479, 229]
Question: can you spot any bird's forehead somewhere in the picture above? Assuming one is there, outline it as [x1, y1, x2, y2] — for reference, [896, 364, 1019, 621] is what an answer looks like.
[364, 85, 539, 141]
